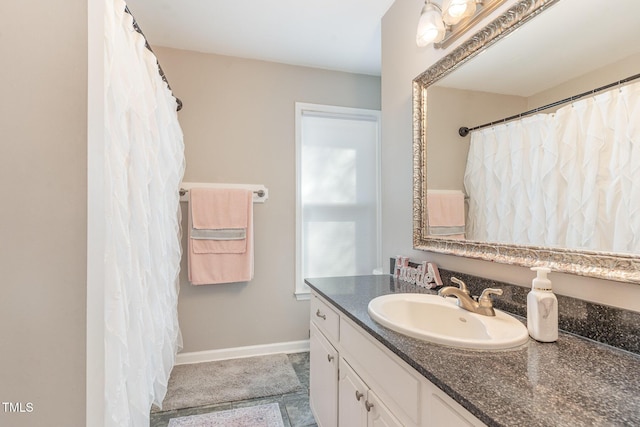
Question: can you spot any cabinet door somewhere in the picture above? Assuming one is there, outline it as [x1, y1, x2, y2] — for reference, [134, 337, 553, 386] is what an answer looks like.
[366, 390, 403, 427]
[310, 323, 338, 427]
[338, 358, 368, 427]
[427, 383, 484, 427]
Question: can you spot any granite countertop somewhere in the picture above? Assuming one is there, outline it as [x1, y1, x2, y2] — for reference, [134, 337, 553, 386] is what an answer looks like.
[305, 275, 640, 427]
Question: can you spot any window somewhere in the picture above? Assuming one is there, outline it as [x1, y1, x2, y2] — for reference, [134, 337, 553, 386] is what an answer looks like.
[295, 103, 382, 299]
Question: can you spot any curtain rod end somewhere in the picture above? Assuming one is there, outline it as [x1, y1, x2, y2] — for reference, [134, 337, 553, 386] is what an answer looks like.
[459, 127, 470, 137]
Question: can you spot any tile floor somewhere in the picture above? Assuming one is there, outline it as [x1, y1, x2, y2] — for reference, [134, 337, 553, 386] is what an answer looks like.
[150, 352, 316, 427]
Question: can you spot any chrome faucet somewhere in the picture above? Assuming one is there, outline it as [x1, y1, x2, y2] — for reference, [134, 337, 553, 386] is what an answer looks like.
[438, 277, 503, 316]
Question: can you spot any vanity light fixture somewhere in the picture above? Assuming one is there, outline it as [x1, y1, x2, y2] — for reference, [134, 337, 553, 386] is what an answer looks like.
[416, 0, 507, 49]
[416, 1, 446, 46]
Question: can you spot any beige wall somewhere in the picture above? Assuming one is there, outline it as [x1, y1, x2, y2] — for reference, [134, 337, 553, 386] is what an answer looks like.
[0, 1, 87, 426]
[381, 0, 640, 312]
[154, 47, 381, 352]
[427, 86, 526, 190]
[528, 52, 640, 110]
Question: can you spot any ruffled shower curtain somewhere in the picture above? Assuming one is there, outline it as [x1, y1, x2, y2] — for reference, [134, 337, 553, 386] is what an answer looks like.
[464, 81, 640, 253]
[104, 0, 185, 426]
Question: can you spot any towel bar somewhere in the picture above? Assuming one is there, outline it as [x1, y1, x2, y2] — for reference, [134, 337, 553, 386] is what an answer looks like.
[179, 188, 265, 198]
[178, 183, 269, 203]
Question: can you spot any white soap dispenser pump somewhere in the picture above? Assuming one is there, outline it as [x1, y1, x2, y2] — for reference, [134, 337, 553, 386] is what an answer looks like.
[527, 267, 558, 342]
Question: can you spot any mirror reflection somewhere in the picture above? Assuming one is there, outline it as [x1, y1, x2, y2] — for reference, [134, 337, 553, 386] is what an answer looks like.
[426, 0, 640, 255]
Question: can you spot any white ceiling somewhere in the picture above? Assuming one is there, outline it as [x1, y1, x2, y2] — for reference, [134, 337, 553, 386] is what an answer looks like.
[125, 0, 396, 76]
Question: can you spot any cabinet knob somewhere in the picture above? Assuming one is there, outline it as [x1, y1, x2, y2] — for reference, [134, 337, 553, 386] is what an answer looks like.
[327, 354, 335, 362]
[316, 309, 327, 320]
[355, 390, 364, 401]
[365, 400, 374, 412]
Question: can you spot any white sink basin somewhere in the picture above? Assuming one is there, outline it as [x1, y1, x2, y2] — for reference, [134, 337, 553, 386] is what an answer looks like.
[367, 293, 529, 350]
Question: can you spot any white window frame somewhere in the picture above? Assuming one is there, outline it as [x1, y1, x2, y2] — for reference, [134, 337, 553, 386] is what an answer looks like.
[294, 102, 382, 300]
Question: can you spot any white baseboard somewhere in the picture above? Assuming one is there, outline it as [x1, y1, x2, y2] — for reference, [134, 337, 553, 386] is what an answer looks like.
[175, 339, 310, 365]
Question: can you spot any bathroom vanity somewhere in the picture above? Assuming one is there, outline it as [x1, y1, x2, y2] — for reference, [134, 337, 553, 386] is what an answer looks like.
[307, 275, 640, 427]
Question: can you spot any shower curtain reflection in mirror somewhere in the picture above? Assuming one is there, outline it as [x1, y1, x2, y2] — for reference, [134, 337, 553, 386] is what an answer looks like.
[464, 81, 640, 253]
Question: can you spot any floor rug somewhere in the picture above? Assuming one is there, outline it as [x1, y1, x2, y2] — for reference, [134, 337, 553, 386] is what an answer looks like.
[167, 403, 285, 427]
[153, 353, 302, 412]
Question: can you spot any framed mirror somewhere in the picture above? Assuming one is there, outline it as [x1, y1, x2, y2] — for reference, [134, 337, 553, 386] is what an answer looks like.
[413, 0, 640, 283]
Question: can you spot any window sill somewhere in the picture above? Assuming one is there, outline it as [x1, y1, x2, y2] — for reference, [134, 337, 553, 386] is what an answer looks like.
[294, 291, 311, 301]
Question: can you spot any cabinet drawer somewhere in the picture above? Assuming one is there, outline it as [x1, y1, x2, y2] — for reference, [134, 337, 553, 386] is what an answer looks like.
[340, 318, 420, 425]
[311, 294, 340, 342]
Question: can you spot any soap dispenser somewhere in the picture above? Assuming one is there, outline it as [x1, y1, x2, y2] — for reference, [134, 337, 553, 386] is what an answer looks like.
[527, 267, 558, 342]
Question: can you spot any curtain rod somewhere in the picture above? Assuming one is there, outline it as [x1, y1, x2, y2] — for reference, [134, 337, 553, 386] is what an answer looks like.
[458, 72, 640, 137]
[124, 6, 183, 112]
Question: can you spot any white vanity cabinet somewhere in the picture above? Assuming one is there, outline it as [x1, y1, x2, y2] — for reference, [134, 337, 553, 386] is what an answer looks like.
[309, 291, 486, 427]
[310, 323, 338, 427]
[339, 357, 402, 427]
[310, 296, 340, 427]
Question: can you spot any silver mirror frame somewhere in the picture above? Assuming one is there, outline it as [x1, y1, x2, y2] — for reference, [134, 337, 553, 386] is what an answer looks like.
[412, 0, 640, 284]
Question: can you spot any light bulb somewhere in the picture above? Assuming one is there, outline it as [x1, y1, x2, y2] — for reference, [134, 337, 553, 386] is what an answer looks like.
[416, 2, 446, 47]
[442, 0, 477, 26]
[449, 4, 467, 17]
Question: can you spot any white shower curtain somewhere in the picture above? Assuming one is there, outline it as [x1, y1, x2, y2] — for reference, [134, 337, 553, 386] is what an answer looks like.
[464, 114, 554, 246]
[464, 81, 640, 253]
[104, 1, 185, 426]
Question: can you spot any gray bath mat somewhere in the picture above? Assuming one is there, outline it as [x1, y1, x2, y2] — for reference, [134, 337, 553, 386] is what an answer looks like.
[168, 403, 284, 427]
[153, 353, 302, 412]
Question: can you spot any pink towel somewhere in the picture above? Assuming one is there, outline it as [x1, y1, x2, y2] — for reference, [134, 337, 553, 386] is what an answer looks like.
[188, 188, 254, 285]
[426, 191, 465, 239]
